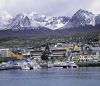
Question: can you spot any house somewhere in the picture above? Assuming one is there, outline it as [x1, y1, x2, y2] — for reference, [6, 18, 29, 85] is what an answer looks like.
[78, 46, 100, 62]
[30, 50, 43, 58]
[0, 49, 9, 57]
[0, 48, 23, 59]
[91, 47, 100, 61]
[51, 49, 66, 57]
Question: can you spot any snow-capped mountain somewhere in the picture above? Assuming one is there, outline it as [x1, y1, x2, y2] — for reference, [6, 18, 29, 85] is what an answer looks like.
[7, 12, 70, 30]
[45, 16, 70, 30]
[71, 9, 95, 27]
[28, 12, 48, 28]
[7, 13, 47, 30]
[7, 13, 31, 30]
[28, 12, 47, 22]
[28, 13, 70, 30]
[0, 9, 100, 31]
[0, 11, 12, 30]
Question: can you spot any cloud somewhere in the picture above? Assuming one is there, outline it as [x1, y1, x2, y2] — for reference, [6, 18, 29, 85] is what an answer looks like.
[89, 0, 100, 15]
[0, 0, 6, 10]
[0, 0, 100, 16]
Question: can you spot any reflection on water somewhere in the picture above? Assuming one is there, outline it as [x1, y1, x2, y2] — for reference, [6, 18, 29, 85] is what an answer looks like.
[0, 67, 100, 86]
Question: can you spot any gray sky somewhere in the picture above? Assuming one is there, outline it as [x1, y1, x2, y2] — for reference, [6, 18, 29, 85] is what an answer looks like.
[0, 0, 100, 17]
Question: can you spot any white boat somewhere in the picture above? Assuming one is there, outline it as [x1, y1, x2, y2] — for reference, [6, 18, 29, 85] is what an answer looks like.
[30, 59, 41, 69]
[20, 62, 30, 70]
[67, 61, 78, 68]
[32, 64, 41, 69]
[40, 62, 53, 68]
[53, 62, 66, 68]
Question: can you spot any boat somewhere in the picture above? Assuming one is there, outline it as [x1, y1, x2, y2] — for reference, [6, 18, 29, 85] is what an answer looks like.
[20, 62, 30, 70]
[40, 63, 50, 68]
[29, 58, 41, 70]
[66, 61, 78, 68]
[40, 62, 53, 68]
[0, 62, 21, 70]
[53, 62, 66, 68]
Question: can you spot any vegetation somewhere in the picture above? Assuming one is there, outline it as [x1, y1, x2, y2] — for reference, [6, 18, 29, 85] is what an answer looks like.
[0, 31, 100, 48]
[0, 57, 4, 63]
[41, 53, 49, 63]
[41, 44, 51, 63]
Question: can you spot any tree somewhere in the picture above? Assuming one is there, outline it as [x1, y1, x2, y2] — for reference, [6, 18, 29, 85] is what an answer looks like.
[41, 53, 49, 63]
[41, 44, 51, 63]
[0, 57, 4, 63]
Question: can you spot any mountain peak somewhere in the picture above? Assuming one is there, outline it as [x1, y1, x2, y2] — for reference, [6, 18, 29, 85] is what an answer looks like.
[28, 12, 47, 22]
[16, 13, 28, 18]
[76, 9, 94, 15]
[77, 9, 86, 12]
[72, 9, 95, 26]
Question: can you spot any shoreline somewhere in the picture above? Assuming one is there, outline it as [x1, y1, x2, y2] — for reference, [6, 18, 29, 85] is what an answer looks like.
[1, 62, 100, 71]
[77, 62, 100, 67]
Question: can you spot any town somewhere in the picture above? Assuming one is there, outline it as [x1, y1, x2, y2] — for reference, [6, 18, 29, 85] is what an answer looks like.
[0, 39, 100, 70]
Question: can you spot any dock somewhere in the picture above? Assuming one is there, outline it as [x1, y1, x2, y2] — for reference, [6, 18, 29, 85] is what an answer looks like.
[0, 66, 21, 71]
[77, 62, 100, 67]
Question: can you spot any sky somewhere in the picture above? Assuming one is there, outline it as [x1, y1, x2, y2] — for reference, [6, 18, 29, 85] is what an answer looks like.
[0, 0, 100, 17]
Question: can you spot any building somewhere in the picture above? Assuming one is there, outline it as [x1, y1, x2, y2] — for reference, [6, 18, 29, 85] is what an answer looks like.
[0, 49, 9, 57]
[91, 47, 100, 61]
[0, 48, 23, 59]
[78, 47, 100, 62]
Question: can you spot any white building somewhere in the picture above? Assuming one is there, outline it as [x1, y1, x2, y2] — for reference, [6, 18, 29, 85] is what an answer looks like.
[0, 49, 9, 57]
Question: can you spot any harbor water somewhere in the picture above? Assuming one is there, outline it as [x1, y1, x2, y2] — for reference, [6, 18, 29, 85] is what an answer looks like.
[0, 67, 100, 86]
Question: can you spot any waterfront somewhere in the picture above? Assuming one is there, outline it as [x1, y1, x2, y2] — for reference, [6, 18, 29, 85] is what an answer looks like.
[0, 67, 100, 86]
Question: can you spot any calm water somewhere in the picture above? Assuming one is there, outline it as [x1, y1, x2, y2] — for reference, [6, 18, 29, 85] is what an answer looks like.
[0, 67, 100, 86]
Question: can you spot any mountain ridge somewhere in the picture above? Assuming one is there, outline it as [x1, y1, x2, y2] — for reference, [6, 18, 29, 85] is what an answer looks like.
[0, 9, 100, 37]
[0, 9, 100, 30]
